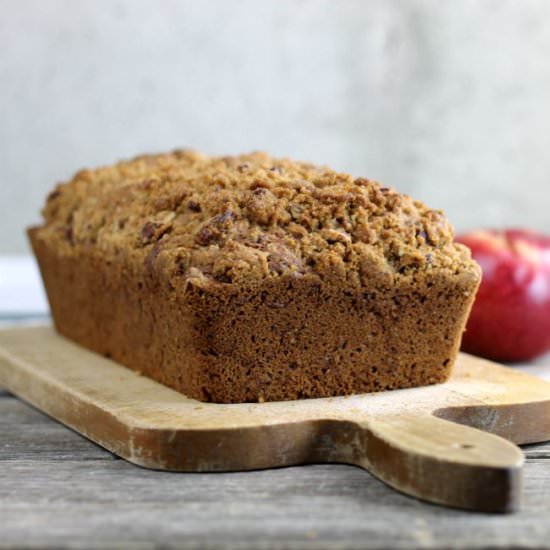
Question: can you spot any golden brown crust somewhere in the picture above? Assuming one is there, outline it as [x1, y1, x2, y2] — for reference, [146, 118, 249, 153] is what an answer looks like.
[32, 150, 481, 403]
[39, 150, 477, 289]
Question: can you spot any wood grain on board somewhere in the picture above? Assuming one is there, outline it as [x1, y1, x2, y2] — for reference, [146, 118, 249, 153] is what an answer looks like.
[1, 325, 550, 515]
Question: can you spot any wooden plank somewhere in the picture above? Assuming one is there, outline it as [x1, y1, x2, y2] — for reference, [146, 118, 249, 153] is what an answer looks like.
[0, 397, 116, 461]
[1, 459, 550, 549]
[3, 326, 550, 513]
[522, 441, 550, 460]
[2, 395, 550, 549]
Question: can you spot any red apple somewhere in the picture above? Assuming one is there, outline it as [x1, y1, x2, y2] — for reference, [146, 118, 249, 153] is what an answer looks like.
[456, 229, 550, 362]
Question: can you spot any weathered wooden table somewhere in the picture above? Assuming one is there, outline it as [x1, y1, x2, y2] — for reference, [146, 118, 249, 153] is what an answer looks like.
[2, 320, 550, 549]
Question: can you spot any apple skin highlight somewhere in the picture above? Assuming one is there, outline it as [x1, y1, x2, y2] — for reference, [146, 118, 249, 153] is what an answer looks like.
[456, 229, 550, 362]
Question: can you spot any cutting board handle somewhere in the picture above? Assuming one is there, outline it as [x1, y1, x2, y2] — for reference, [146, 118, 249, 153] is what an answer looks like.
[353, 413, 524, 513]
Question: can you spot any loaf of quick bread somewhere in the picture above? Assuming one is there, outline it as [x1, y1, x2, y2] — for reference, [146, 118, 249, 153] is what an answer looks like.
[30, 150, 481, 403]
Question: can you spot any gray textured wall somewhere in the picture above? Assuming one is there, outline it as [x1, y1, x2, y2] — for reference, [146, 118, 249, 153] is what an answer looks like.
[2, 0, 550, 254]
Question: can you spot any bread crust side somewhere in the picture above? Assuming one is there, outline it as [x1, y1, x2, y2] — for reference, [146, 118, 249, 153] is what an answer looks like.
[30, 227, 479, 403]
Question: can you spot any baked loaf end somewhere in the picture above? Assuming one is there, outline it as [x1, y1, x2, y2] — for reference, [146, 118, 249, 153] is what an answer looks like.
[31, 150, 481, 403]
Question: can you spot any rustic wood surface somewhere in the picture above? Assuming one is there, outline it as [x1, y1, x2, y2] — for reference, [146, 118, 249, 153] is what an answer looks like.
[2, 324, 550, 549]
[2, 392, 550, 550]
[4, 327, 550, 514]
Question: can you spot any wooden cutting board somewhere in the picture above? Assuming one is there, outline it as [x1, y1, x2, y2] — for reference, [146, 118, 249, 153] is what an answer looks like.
[1, 326, 550, 514]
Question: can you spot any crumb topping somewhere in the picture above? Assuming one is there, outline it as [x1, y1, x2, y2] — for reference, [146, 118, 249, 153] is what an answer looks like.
[39, 150, 476, 287]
